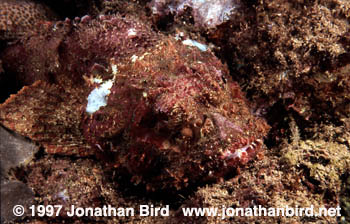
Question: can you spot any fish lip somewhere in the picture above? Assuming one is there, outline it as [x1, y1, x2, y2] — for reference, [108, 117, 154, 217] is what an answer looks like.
[220, 138, 263, 164]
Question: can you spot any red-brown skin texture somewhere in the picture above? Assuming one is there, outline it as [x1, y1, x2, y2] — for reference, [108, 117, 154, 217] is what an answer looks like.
[82, 38, 270, 191]
[1, 14, 156, 91]
[0, 14, 269, 191]
[0, 15, 157, 156]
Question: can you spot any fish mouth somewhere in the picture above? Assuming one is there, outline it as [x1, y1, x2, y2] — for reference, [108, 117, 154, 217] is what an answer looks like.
[221, 138, 263, 165]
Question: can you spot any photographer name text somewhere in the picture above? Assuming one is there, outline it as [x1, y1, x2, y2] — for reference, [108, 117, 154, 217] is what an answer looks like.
[29, 204, 168, 217]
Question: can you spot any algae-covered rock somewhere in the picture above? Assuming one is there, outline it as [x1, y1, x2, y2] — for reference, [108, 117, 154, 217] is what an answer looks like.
[24, 156, 105, 219]
[281, 139, 350, 193]
[175, 144, 344, 224]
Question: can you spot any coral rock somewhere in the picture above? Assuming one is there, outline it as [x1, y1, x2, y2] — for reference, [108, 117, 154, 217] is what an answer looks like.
[149, 0, 243, 29]
[0, 0, 57, 40]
